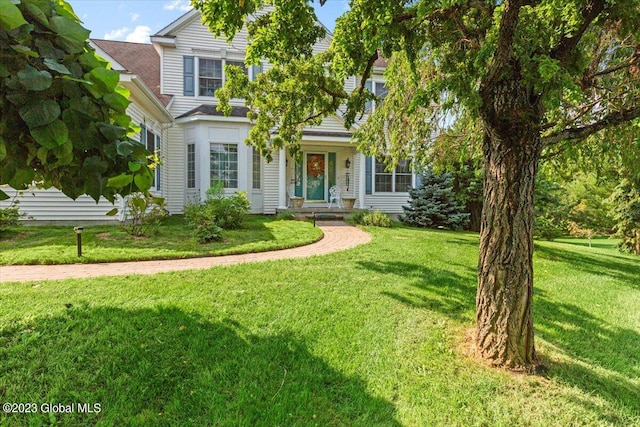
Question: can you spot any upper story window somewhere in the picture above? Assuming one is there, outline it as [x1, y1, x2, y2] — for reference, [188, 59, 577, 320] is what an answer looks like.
[365, 80, 388, 112]
[184, 56, 259, 97]
[198, 59, 223, 96]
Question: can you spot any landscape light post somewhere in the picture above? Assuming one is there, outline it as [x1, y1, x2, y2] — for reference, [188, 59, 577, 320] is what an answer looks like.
[74, 227, 83, 257]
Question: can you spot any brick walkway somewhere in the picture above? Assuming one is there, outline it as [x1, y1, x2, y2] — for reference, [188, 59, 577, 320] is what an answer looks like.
[0, 222, 370, 283]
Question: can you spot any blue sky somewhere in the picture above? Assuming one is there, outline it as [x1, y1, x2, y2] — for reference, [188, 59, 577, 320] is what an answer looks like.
[67, 0, 348, 44]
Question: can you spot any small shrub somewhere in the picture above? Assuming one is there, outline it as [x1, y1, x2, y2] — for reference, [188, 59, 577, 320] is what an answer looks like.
[184, 184, 251, 243]
[184, 203, 223, 243]
[203, 183, 251, 230]
[346, 209, 369, 225]
[276, 210, 297, 220]
[362, 211, 393, 227]
[0, 206, 22, 232]
[123, 193, 167, 237]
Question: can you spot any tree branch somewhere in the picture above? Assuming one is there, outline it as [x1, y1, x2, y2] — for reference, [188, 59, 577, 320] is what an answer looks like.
[550, 0, 606, 65]
[542, 105, 640, 146]
[356, 51, 381, 95]
[482, 0, 533, 87]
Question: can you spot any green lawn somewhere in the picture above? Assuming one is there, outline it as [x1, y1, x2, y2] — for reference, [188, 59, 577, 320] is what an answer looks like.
[0, 215, 323, 265]
[0, 227, 638, 426]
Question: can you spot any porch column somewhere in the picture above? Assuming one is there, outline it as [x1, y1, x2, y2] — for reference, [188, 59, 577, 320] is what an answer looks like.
[358, 153, 366, 209]
[278, 148, 287, 209]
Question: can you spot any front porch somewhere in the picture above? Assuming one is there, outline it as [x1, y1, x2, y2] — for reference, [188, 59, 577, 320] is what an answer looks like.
[271, 142, 366, 213]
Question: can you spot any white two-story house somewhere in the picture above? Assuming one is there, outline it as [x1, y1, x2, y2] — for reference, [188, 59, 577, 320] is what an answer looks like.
[2, 9, 417, 222]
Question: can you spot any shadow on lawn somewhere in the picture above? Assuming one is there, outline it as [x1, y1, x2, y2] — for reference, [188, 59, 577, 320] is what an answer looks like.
[534, 243, 640, 289]
[535, 292, 640, 416]
[362, 253, 639, 420]
[357, 260, 477, 323]
[0, 306, 399, 426]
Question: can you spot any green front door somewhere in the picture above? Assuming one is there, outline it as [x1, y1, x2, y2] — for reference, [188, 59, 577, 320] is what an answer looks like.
[305, 153, 325, 201]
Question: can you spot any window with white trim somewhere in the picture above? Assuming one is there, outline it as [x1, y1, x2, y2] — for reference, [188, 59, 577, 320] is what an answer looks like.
[187, 144, 196, 189]
[252, 148, 261, 190]
[365, 80, 388, 112]
[210, 143, 238, 188]
[141, 124, 160, 191]
[197, 58, 249, 97]
[374, 158, 412, 193]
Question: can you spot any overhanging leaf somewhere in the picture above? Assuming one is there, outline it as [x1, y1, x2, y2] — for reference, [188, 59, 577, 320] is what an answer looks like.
[22, 1, 49, 27]
[48, 16, 90, 43]
[88, 68, 120, 93]
[43, 58, 71, 75]
[0, 1, 28, 30]
[19, 100, 61, 128]
[17, 65, 53, 91]
[134, 168, 153, 191]
[107, 173, 133, 188]
[31, 125, 58, 149]
[128, 161, 142, 172]
[105, 207, 119, 216]
[103, 92, 130, 113]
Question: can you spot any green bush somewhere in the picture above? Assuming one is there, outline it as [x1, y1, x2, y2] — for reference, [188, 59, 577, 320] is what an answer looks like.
[204, 184, 251, 230]
[345, 209, 369, 225]
[0, 206, 22, 232]
[185, 184, 251, 243]
[123, 193, 167, 237]
[184, 203, 224, 243]
[362, 211, 393, 227]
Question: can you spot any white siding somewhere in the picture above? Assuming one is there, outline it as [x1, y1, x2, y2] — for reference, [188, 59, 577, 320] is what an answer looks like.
[165, 124, 186, 213]
[262, 151, 280, 214]
[364, 194, 411, 214]
[0, 187, 119, 223]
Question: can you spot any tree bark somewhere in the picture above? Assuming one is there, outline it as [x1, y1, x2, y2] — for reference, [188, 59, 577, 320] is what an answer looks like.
[476, 70, 542, 369]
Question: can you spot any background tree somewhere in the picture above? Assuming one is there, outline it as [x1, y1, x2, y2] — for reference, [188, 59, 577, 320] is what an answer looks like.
[0, 0, 154, 202]
[610, 179, 640, 255]
[195, 0, 640, 369]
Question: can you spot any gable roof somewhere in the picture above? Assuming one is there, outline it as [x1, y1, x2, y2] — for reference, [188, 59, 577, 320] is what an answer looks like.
[91, 39, 171, 106]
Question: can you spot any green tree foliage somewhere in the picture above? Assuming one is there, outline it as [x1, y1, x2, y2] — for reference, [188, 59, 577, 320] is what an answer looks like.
[195, 0, 640, 368]
[402, 168, 469, 230]
[0, 0, 154, 202]
[610, 180, 640, 255]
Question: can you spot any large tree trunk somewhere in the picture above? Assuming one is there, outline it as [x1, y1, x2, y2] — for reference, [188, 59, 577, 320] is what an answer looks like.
[476, 73, 543, 369]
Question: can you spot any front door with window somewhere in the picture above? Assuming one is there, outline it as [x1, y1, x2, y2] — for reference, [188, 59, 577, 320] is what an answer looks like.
[305, 153, 326, 201]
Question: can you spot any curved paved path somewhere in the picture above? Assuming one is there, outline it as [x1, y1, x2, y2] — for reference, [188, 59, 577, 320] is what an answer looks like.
[0, 222, 370, 283]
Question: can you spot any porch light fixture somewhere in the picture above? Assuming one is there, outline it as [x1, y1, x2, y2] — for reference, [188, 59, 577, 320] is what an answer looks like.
[74, 226, 83, 257]
[345, 158, 351, 169]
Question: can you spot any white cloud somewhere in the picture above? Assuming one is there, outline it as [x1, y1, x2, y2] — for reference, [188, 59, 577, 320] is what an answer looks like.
[125, 26, 152, 43]
[103, 25, 151, 43]
[104, 27, 129, 40]
[164, 0, 192, 12]
[130, 13, 139, 22]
